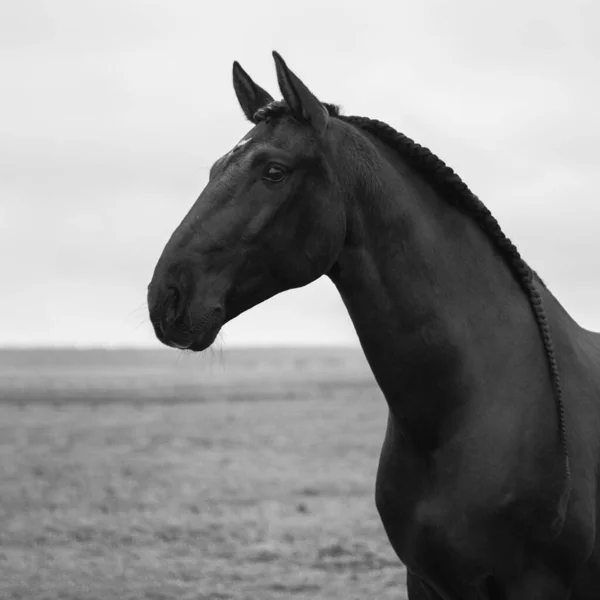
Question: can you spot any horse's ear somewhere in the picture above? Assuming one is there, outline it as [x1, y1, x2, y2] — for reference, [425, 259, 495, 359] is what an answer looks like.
[272, 51, 328, 135]
[232, 61, 274, 123]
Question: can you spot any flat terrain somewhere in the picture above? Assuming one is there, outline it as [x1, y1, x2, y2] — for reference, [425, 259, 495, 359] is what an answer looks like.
[0, 348, 407, 600]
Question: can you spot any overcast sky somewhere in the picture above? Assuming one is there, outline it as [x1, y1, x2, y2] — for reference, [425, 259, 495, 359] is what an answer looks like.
[2, 0, 598, 348]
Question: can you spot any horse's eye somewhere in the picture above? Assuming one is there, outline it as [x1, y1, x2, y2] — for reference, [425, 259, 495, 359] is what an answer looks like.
[262, 165, 286, 183]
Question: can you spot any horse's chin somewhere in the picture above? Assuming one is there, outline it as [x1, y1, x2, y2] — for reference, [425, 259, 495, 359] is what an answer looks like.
[186, 323, 222, 352]
[165, 323, 221, 352]
[162, 305, 224, 352]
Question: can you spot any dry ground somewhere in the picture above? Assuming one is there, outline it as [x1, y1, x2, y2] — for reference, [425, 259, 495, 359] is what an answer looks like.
[0, 348, 408, 600]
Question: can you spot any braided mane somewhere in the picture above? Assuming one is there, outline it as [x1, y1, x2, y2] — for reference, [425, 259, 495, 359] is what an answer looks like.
[255, 100, 571, 516]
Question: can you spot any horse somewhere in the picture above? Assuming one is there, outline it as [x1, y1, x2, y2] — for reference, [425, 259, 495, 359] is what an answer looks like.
[147, 52, 600, 599]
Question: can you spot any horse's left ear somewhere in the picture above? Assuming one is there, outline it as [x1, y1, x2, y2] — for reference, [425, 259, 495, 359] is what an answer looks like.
[232, 61, 274, 123]
[272, 51, 328, 135]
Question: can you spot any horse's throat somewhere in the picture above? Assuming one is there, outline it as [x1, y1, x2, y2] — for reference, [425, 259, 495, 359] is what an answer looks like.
[332, 250, 467, 417]
[328, 217, 535, 454]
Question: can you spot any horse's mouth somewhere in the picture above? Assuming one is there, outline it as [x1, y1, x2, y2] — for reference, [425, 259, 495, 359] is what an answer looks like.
[162, 306, 224, 352]
[184, 322, 222, 352]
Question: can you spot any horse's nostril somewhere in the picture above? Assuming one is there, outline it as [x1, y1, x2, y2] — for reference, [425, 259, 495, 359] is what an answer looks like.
[165, 285, 182, 325]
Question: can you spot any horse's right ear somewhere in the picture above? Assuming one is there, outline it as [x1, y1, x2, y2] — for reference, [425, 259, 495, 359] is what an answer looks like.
[232, 61, 274, 123]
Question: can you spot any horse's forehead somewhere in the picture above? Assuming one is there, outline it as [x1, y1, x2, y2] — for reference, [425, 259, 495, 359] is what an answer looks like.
[225, 133, 253, 158]
[216, 121, 312, 173]
[243, 123, 293, 145]
[232, 135, 252, 151]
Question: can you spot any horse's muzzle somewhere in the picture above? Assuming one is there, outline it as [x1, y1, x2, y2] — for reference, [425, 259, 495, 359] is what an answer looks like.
[148, 282, 223, 351]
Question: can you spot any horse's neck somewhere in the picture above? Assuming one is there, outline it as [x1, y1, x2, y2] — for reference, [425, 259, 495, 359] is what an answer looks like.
[328, 142, 544, 452]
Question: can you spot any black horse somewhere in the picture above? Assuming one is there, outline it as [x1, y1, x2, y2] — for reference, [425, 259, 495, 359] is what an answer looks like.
[148, 52, 600, 599]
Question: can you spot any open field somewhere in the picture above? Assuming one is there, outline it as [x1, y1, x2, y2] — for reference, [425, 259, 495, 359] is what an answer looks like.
[0, 348, 407, 599]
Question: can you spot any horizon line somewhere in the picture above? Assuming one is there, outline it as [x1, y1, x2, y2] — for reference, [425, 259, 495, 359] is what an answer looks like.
[0, 342, 362, 351]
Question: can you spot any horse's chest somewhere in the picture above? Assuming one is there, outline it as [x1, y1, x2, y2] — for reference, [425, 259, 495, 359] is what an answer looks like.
[376, 465, 475, 569]
[374, 422, 501, 584]
[379, 485, 478, 559]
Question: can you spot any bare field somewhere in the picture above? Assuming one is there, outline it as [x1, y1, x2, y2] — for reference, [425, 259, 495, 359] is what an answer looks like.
[0, 348, 408, 600]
